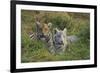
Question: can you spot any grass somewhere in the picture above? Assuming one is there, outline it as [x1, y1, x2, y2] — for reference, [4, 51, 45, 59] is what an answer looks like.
[21, 10, 90, 63]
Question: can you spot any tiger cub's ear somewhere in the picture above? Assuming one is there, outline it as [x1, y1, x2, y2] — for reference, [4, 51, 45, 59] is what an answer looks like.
[53, 28, 59, 34]
[48, 22, 52, 28]
[63, 28, 67, 34]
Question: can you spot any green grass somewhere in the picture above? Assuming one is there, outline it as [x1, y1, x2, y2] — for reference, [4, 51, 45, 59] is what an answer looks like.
[21, 10, 90, 63]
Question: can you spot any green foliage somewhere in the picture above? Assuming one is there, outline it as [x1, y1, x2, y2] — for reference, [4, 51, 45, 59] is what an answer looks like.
[46, 13, 71, 30]
[21, 10, 90, 62]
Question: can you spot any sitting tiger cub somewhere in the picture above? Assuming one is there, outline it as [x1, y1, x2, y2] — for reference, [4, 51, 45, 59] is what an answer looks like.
[53, 28, 67, 54]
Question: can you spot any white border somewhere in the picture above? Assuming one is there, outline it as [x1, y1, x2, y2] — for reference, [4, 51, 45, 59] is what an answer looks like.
[16, 4, 94, 69]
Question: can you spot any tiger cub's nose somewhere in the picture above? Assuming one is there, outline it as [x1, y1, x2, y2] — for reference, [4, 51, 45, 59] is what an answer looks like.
[58, 41, 63, 45]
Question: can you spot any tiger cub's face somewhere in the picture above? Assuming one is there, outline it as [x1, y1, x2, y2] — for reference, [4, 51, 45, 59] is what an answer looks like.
[42, 23, 52, 36]
[53, 28, 67, 53]
[42, 24, 50, 36]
